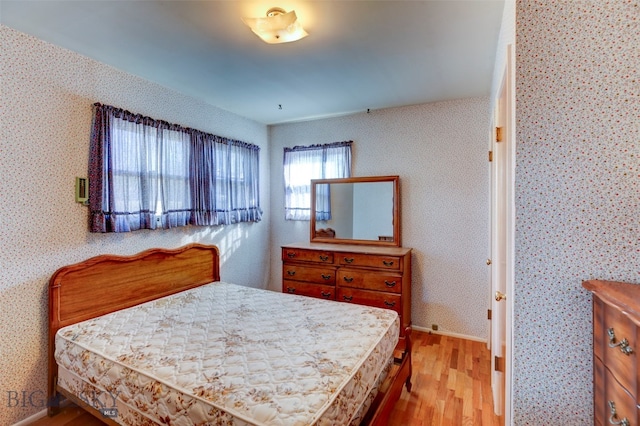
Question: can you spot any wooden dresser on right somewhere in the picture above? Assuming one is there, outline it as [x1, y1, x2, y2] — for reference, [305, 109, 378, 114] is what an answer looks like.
[583, 280, 640, 426]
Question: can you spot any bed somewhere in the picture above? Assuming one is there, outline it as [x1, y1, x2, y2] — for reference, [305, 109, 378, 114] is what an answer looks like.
[48, 244, 412, 425]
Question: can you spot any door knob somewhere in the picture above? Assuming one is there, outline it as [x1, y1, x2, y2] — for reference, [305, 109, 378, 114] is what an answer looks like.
[495, 291, 506, 302]
[486, 259, 492, 265]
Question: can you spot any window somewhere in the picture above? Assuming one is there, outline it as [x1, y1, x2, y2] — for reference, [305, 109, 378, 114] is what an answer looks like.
[89, 103, 262, 232]
[283, 141, 352, 220]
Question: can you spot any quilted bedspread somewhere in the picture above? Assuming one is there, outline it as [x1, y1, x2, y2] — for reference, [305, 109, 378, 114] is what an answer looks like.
[55, 281, 399, 425]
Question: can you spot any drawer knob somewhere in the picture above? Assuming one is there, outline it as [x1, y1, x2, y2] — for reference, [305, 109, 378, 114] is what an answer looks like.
[319, 255, 329, 262]
[607, 328, 634, 355]
[385, 280, 397, 287]
[383, 260, 394, 267]
[286, 287, 295, 294]
[321, 274, 331, 280]
[608, 401, 630, 426]
[344, 257, 354, 264]
[384, 300, 396, 308]
[287, 270, 296, 276]
[321, 291, 331, 299]
[343, 295, 353, 302]
[287, 252, 296, 258]
[343, 276, 354, 283]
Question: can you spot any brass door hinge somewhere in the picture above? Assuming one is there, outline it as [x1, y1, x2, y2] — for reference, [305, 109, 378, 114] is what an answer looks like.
[494, 356, 505, 373]
[488, 309, 492, 320]
[496, 127, 503, 142]
[488, 150, 493, 162]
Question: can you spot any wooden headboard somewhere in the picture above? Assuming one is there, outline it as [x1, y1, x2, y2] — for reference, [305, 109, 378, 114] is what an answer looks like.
[47, 243, 220, 413]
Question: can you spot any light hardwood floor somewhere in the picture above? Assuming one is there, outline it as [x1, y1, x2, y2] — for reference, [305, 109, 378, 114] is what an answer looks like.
[30, 331, 502, 426]
[388, 332, 502, 426]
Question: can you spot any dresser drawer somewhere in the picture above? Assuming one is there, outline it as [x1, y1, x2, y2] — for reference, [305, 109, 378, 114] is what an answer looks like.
[594, 297, 639, 396]
[283, 280, 335, 301]
[337, 287, 402, 315]
[338, 253, 401, 270]
[282, 248, 334, 264]
[595, 358, 639, 426]
[337, 288, 405, 339]
[337, 269, 402, 293]
[283, 264, 336, 285]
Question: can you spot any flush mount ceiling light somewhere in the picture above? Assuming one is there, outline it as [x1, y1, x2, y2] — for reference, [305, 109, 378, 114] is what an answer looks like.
[242, 7, 308, 44]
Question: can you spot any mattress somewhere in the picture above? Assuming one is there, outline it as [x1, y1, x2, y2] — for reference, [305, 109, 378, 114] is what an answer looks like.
[54, 281, 399, 426]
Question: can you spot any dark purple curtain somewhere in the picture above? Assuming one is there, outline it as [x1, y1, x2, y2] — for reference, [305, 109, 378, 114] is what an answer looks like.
[89, 103, 262, 233]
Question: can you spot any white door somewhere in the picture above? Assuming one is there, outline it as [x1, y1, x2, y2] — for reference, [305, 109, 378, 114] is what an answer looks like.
[490, 44, 514, 423]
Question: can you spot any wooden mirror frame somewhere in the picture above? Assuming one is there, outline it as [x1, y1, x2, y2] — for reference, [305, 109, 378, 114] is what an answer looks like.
[310, 175, 400, 247]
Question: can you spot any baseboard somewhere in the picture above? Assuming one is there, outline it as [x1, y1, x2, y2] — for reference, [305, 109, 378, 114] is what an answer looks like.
[12, 409, 47, 426]
[412, 325, 487, 343]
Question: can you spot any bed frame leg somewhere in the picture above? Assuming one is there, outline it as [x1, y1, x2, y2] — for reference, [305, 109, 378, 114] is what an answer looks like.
[47, 393, 63, 417]
[404, 327, 413, 392]
[47, 377, 64, 417]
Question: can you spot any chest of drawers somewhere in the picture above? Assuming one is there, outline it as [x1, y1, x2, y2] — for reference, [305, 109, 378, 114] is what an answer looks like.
[583, 280, 640, 426]
[282, 242, 412, 348]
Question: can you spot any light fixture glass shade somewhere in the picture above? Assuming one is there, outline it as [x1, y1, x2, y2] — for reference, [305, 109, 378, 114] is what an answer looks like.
[242, 8, 308, 44]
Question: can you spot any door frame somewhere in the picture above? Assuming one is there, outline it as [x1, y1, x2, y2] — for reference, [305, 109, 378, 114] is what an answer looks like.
[490, 43, 515, 425]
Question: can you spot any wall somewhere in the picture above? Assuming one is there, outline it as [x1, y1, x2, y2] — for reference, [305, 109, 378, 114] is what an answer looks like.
[0, 26, 270, 424]
[491, 0, 515, 109]
[269, 99, 492, 340]
[513, 0, 639, 423]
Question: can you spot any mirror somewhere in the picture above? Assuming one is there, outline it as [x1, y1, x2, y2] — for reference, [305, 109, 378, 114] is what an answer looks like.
[310, 175, 400, 246]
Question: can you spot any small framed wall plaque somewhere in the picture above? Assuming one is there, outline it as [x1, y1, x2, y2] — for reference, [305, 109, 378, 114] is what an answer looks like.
[75, 177, 88, 203]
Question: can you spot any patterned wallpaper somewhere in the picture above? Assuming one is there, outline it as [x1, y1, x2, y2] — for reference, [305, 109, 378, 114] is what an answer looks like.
[0, 26, 270, 424]
[513, 0, 639, 423]
[268, 98, 492, 341]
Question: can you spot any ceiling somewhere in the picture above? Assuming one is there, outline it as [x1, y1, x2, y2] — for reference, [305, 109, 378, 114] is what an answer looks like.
[1, 0, 505, 125]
